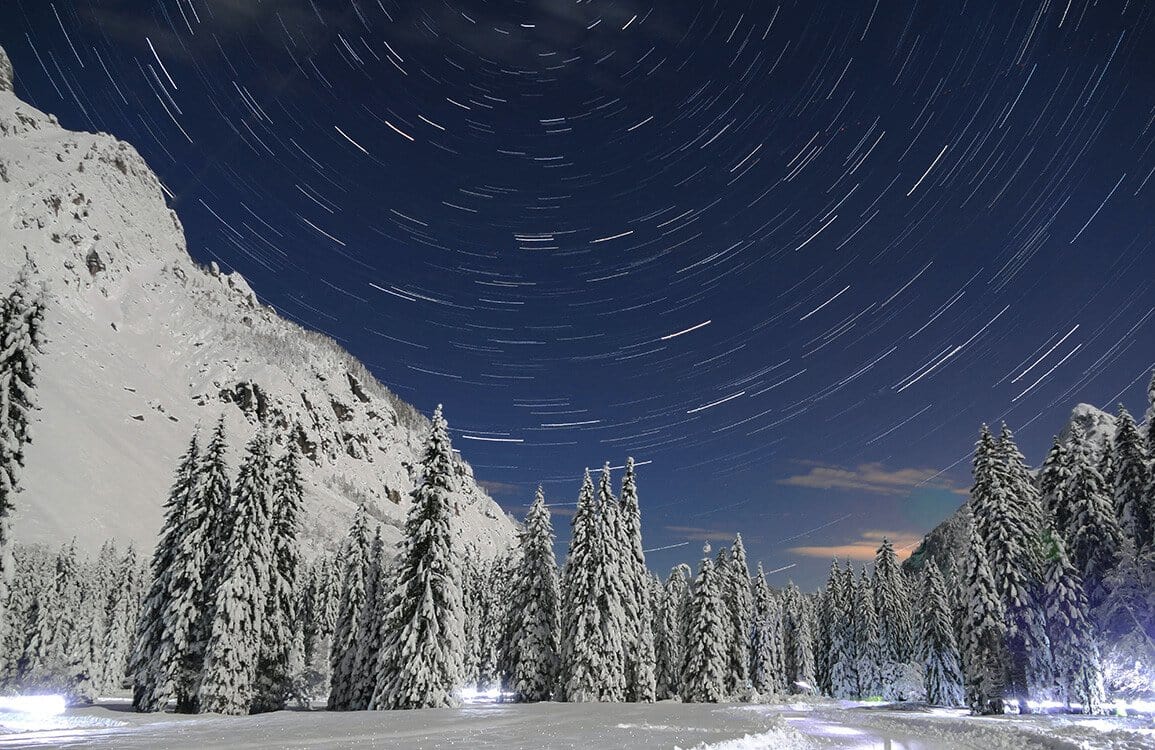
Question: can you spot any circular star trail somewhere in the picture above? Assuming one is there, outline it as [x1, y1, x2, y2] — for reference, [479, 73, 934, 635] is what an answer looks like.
[5, 0, 1155, 585]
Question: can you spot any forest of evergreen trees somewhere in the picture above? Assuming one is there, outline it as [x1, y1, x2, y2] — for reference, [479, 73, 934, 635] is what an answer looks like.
[0, 264, 1152, 717]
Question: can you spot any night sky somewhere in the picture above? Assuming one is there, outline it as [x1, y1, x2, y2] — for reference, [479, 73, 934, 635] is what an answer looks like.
[4, 0, 1155, 588]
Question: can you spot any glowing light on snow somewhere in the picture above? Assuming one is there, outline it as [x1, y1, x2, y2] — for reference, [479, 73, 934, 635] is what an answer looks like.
[458, 685, 509, 704]
[0, 694, 66, 717]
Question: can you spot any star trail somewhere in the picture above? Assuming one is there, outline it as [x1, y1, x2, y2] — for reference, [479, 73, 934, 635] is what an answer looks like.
[5, 0, 1154, 586]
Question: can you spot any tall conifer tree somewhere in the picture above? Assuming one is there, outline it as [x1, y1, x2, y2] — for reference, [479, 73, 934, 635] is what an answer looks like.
[371, 405, 465, 710]
[199, 431, 275, 716]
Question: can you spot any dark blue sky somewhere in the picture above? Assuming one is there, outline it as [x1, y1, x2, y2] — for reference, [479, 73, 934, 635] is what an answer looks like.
[5, 0, 1154, 588]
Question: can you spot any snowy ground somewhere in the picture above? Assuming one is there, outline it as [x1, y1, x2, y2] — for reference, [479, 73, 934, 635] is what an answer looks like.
[2, 699, 1154, 749]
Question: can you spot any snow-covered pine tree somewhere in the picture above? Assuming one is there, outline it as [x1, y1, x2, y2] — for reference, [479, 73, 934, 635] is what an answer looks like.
[680, 543, 728, 703]
[85, 541, 118, 695]
[619, 458, 656, 702]
[723, 534, 754, 697]
[656, 564, 690, 699]
[101, 545, 140, 693]
[1042, 534, 1104, 713]
[327, 504, 371, 710]
[508, 487, 560, 702]
[67, 569, 104, 705]
[1111, 405, 1150, 552]
[1094, 538, 1155, 694]
[712, 544, 734, 688]
[854, 568, 883, 699]
[1040, 435, 1073, 531]
[813, 584, 832, 698]
[371, 405, 466, 710]
[458, 549, 479, 686]
[198, 431, 275, 716]
[961, 519, 1007, 715]
[783, 582, 816, 693]
[348, 526, 386, 710]
[595, 462, 627, 701]
[826, 560, 858, 699]
[559, 469, 608, 702]
[163, 426, 223, 713]
[750, 563, 786, 696]
[970, 425, 1050, 711]
[873, 539, 914, 666]
[0, 267, 47, 648]
[190, 415, 232, 692]
[1147, 370, 1155, 455]
[252, 443, 304, 713]
[921, 563, 964, 707]
[474, 553, 512, 689]
[300, 556, 337, 698]
[1063, 423, 1123, 610]
[130, 432, 201, 712]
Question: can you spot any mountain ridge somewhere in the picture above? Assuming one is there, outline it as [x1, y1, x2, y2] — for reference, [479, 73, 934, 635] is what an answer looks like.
[0, 45, 517, 559]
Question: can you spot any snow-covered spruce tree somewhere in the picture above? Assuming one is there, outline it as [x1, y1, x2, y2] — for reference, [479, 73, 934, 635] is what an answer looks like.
[252, 443, 304, 713]
[371, 405, 466, 710]
[1042, 534, 1104, 714]
[873, 539, 914, 667]
[619, 458, 656, 702]
[961, 519, 1007, 715]
[681, 543, 728, 703]
[855, 568, 883, 699]
[723, 534, 753, 697]
[18, 543, 82, 700]
[595, 463, 628, 701]
[559, 469, 608, 701]
[783, 582, 816, 693]
[130, 433, 200, 712]
[970, 425, 1050, 711]
[163, 426, 227, 713]
[1040, 435, 1073, 531]
[750, 563, 786, 696]
[198, 431, 275, 716]
[826, 560, 858, 699]
[1063, 423, 1123, 610]
[656, 564, 690, 699]
[712, 545, 734, 685]
[101, 545, 140, 693]
[1093, 537, 1155, 695]
[345, 526, 386, 710]
[1111, 405, 1150, 553]
[190, 415, 232, 690]
[82, 542, 117, 695]
[327, 504, 371, 710]
[300, 556, 338, 697]
[0, 267, 47, 648]
[475, 550, 517, 688]
[1147, 370, 1155, 454]
[459, 550, 482, 687]
[921, 563, 964, 707]
[508, 487, 560, 702]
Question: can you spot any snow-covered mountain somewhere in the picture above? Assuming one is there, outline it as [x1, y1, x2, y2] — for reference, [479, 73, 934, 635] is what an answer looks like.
[0, 45, 516, 559]
[904, 403, 1118, 574]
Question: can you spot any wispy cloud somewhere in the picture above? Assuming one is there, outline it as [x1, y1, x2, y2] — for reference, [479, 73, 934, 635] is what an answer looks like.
[789, 530, 924, 562]
[777, 461, 967, 496]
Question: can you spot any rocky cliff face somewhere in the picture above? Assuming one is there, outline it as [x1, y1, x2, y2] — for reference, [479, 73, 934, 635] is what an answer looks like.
[0, 46, 516, 559]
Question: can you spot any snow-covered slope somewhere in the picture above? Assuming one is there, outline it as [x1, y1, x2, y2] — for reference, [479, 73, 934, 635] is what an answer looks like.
[904, 404, 1117, 574]
[0, 45, 516, 559]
